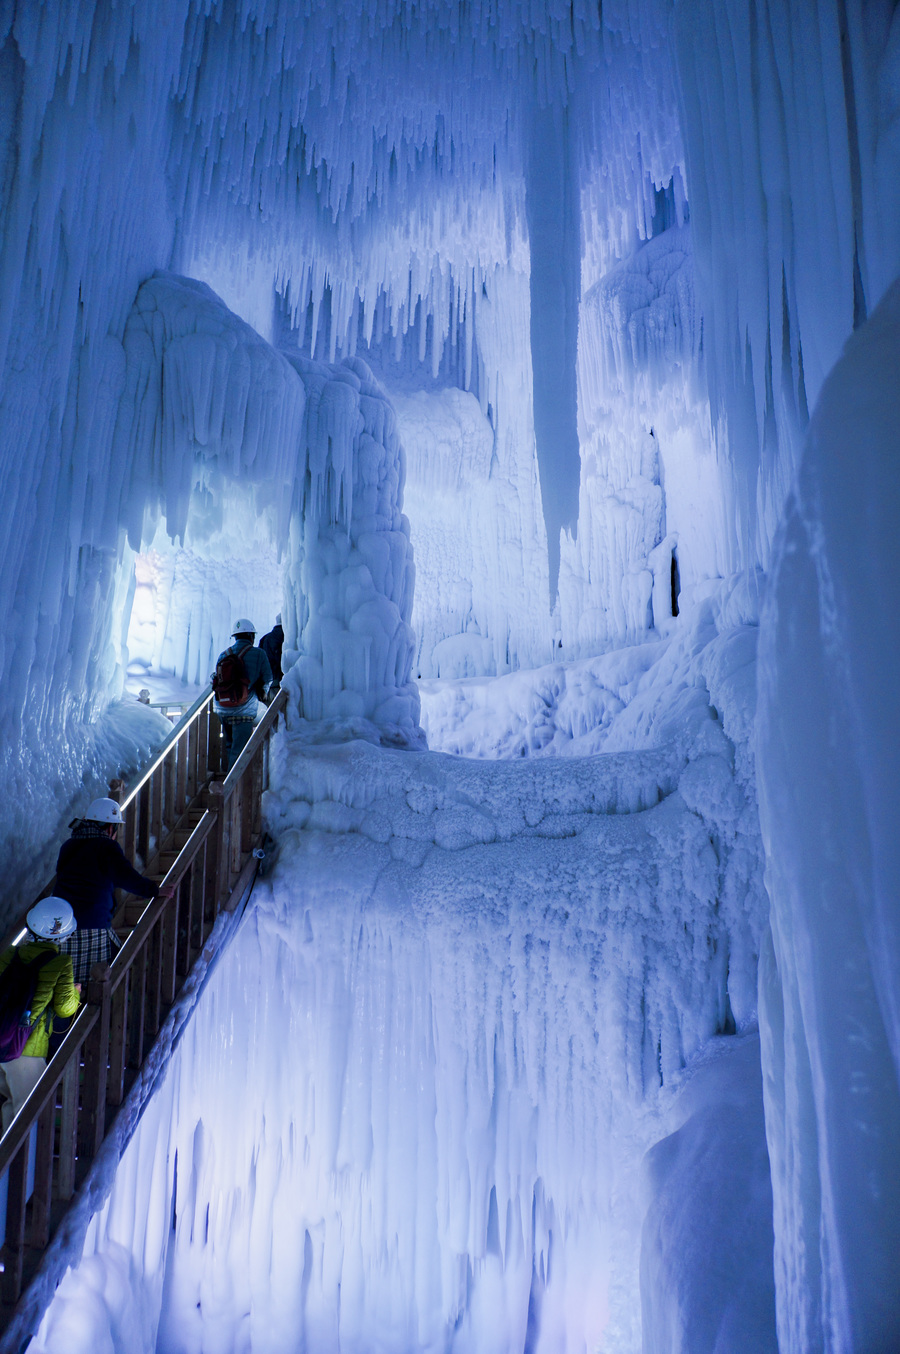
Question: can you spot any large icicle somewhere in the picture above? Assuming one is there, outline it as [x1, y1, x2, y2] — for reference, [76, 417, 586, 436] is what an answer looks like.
[757, 278, 900, 1353]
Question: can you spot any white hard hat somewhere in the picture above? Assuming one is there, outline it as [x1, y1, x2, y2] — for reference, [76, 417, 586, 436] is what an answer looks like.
[85, 797, 124, 825]
[27, 896, 76, 941]
[232, 618, 256, 636]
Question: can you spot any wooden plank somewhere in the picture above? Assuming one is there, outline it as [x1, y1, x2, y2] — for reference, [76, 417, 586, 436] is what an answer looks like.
[150, 761, 164, 868]
[197, 704, 210, 786]
[207, 713, 219, 777]
[192, 844, 208, 961]
[137, 782, 151, 871]
[79, 966, 111, 1161]
[175, 728, 189, 817]
[145, 920, 163, 1043]
[204, 783, 226, 922]
[252, 747, 264, 838]
[123, 798, 138, 869]
[187, 716, 199, 800]
[163, 746, 177, 841]
[1, 1144, 28, 1303]
[107, 973, 129, 1108]
[241, 767, 254, 856]
[28, 1099, 57, 1249]
[57, 1060, 79, 1204]
[161, 882, 179, 1006]
[176, 860, 193, 977]
[127, 947, 147, 1071]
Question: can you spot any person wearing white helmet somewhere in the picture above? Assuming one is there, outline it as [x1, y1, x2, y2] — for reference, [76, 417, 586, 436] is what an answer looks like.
[0, 897, 81, 1131]
[53, 798, 175, 984]
[211, 618, 273, 770]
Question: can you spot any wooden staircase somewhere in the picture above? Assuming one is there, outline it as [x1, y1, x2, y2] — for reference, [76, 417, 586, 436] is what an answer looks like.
[0, 686, 288, 1351]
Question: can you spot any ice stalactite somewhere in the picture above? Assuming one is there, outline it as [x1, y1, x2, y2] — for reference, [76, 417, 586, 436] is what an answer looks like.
[757, 278, 900, 1352]
[671, 0, 900, 571]
[526, 99, 582, 600]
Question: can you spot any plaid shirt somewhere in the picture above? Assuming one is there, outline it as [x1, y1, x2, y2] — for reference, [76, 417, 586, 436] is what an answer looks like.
[57, 928, 121, 985]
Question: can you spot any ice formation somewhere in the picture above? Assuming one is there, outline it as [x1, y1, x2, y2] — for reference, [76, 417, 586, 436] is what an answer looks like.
[757, 278, 900, 1352]
[3, 0, 896, 830]
[28, 579, 771, 1354]
[0, 0, 899, 1350]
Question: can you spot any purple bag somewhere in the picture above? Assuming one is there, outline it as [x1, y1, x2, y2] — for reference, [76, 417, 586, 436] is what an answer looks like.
[0, 951, 54, 1061]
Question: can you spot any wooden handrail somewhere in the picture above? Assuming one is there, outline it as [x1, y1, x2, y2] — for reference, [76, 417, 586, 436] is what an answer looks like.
[0, 686, 217, 956]
[118, 686, 214, 810]
[0, 1007, 100, 1177]
[0, 686, 289, 1327]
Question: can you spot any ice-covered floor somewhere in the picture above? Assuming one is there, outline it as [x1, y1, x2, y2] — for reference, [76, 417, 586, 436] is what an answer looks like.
[29, 585, 775, 1354]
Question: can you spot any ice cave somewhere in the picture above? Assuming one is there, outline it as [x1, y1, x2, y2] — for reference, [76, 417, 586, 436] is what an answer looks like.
[0, 0, 899, 1350]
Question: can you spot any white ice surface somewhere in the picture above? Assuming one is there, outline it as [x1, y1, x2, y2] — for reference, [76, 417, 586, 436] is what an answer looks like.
[640, 1033, 777, 1354]
[0, 3, 898, 1347]
[28, 588, 773, 1354]
[757, 275, 900, 1351]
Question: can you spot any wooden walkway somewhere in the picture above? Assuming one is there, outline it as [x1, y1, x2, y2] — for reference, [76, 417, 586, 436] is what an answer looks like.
[0, 686, 288, 1344]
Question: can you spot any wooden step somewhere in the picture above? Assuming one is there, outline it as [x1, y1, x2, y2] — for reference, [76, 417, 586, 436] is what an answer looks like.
[122, 899, 149, 927]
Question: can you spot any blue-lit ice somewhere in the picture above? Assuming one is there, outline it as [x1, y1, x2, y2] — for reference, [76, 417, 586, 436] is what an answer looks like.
[28, 581, 773, 1354]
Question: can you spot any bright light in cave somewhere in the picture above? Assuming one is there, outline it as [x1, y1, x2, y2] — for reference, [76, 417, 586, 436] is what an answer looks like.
[2, 2, 899, 1353]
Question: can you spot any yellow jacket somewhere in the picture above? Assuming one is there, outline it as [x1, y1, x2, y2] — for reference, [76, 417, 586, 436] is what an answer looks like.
[0, 940, 81, 1059]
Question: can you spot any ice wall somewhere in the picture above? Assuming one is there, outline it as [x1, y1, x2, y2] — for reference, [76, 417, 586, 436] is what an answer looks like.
[757, 278, 900, 1351]
[392, 328, 551, 677]
[4, 0, 898, 867]
[672, 0, 900, 568]
[559, 221, 731, 657]
[127, 510, 283, 693]
[28, 595, 772, 1353]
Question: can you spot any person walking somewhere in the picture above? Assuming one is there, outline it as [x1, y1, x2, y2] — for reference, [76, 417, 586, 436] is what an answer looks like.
[0, 897, 81, 1131]
[212, 619, 273, 770]
[259, 614, 284, 686]
[54, 798, 174, 983]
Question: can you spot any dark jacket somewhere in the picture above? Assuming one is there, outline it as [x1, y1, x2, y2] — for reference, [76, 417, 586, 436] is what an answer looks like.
[55, 835, 159, 929]
[212, 640, 273, 718]
[259, 625, 284, 684]
[0, 941, 80, 1058]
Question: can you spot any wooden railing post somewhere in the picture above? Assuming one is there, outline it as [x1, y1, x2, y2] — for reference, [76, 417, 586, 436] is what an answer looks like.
[57, 1060, 78, 1201]
[80, 963, 112, 1160]
[29, 1097, 56, 1249]
[107, 975, 129, 1109]
[1, 1142, 28, 1304]
[137, 782, 151, 869]
[203, 781, 226, 918]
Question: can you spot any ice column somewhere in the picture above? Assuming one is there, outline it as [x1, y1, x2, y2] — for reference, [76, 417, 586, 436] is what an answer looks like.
[280, 353, 422, 743]
[757, 278, 900, 1352]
